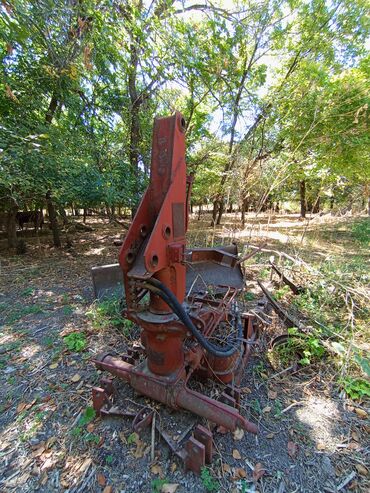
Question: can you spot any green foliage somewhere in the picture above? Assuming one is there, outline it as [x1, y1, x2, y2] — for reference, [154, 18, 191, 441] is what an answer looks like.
[351, 219, 370, 247]
[63, 332, 87, 352]
[244, 292, 255, 301]
[86, 296, 134, 335]
[21, 287, 34, 297]
[273, 328, 326, 366]
[341, 378, 370, 400]
[273, 286, 291, 300]
[127, 432, 137, 445]
[200, 467, 219, 492]
[151, 479, 169, 493]
[72, 406, 96, 438]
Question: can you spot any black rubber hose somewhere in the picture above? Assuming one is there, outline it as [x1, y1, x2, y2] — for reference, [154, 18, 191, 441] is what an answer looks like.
[144, 277, 242, 357]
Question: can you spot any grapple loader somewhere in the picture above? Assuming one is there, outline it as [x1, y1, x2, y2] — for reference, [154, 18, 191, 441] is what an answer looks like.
[91, 112, 258, 473]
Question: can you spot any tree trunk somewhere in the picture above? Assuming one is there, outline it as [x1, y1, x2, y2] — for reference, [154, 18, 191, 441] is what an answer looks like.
[46, 191, 61, 247]
[216, 200, 224, 225]
[198, 204, 202, 221]
[300, 180, 306, 218]
[83, 208, 87, 223]
[7, 200, 18, 249]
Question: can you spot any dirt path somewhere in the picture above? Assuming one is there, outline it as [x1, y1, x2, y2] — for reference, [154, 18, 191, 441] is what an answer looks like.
[0, 216, 368, 492]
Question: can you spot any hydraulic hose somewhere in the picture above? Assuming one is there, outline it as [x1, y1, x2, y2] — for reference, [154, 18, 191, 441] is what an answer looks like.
[143, 277, 243, 358]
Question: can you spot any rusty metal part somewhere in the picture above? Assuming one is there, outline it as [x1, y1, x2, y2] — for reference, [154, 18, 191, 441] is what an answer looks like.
[269, 261, 304, 295]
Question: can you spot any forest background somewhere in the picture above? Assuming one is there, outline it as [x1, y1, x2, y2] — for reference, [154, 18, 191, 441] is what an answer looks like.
[0, 0, 369, 249]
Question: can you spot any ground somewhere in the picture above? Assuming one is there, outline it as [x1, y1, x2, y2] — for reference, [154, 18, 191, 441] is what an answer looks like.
[0, 213, 369, 493]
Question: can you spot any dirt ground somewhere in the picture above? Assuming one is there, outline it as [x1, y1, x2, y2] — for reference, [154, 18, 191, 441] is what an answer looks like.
[0, 213, 369, 493]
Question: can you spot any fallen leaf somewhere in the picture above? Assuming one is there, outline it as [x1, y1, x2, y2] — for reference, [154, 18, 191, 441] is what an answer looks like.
[32, 445, 46, 458]
[87, 423, 95, 433]
[103, 487, 113, 493]
[97, 473, 106, 486]
[235, 467, 247, 479]
[253, 462, 266, 481]
[217, 425, 229, 434]
[287, 441, 298, 459]
[351, 431, 360, 442]
[49, 363, 58, 369]
[151, 464, 163, 476]
[70, 373, 81, 383]
[355, 464, 368, 476]
[262, 406, 271, 414]
[233, 428, 244, 441]
[170, 463, 177, 473]
[348, 441, 360, 450]
[268, 390, 277, 399]
[161, 484, 179, 493]
[78, 458, 92, 473]
[16, 399, 36, 413]
[222, 463, 231, 474]
[241, 386, 252, 394]
[316, 442, 325, 451]
[266, 433, 275, 439]
[119, 432, 127, 444]
[133, 438, 147, 459]
[232, 449, 241, 460]
[355, 408, 368, 419]
[46, 436, 57, 449]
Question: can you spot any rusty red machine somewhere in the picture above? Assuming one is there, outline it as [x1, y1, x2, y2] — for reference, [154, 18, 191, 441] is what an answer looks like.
[92, 112, 258, 472]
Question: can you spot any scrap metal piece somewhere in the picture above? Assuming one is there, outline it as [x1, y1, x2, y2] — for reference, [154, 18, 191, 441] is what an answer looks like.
[91, 263, 124, 299]
[184, 437, 205, 474]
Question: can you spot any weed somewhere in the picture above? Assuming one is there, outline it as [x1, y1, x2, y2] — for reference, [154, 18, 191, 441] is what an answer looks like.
[244, 292, 255, 301]
[86, 296, 134, 336]
[61, 293, 71, 304]
[200, 467, 219, 492]
[64, 332, 87, 352]
[259, 268, 270, 280]
[273, 285, 290, 300]
[272, 328, 325, 366]
[22, 287, 34, 296]
[151, 479, 169, 493]
[72, 406, 96, 437]
[127, 432, 137, 445]
[84, 433, 100, 444]
[42, 336, 54, 348]
[341, 378, 370, 400]
[62, 305, 74, 316]
[351, 219, 370, 247]
[273, 400, 283, 418]
[250, 399, 262, 415]
[6, 304, 44, 324]
[105, 454, 113, 465]
[253, 361, 266, 378]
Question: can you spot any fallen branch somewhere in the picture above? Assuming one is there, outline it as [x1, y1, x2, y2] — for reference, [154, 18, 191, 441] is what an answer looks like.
[269, 261, 304, 295]
[337, 471, 356, 491]
[257, 281, 306, 330]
